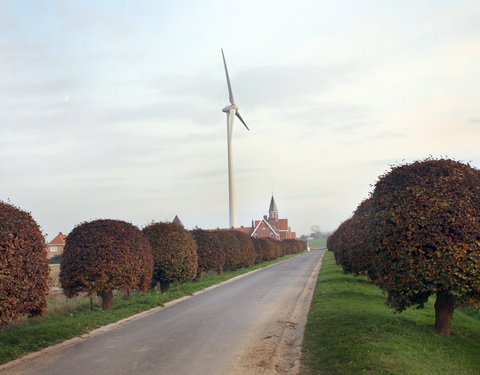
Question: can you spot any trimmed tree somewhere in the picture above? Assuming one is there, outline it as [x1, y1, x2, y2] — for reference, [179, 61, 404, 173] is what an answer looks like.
[282, 239, 302, 254]
[329, 217, 355, 272]
[348, 198, 377, 279]
[255, 238, 277, 261]
[231, 231, 256, 268]
[143, 222, 197, 292]
[271, 239, 285, 259]
[252, 238, 265, 264]
[60, 219, 153, 310]
[332, 198, 376, 279]
[191, 229, 225, 280]
[213, 230, 242, 271]
[0, 201, 49, 324]
[296, 239, 306, 252]
[370, 159, 480, 335]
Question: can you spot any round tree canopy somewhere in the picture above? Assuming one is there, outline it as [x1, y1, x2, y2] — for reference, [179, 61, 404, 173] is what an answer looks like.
[60, 219, 153, 300]
[0, 201, 49, 324]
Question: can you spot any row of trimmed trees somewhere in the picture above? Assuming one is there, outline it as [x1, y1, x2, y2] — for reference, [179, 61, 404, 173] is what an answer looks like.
[61, 221, 305, 309]
[328, 159, 480, 336]
[0, 204, 305, 323]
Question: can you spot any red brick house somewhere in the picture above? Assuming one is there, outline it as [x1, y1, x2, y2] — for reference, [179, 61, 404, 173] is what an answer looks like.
[45, 232, 67, 259]
[229, 195, 296, 240]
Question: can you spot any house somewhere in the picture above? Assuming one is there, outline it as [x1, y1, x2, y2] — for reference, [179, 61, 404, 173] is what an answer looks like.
[45, 232, 67, 259]
[249, 195, 296, 240]
[222, 195, 297, 240]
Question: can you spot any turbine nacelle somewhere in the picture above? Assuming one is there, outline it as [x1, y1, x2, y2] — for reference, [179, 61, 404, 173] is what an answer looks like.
[222, 104, 238, 113]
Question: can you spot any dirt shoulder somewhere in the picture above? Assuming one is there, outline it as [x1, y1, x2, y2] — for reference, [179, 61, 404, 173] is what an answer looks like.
[230, 250, 325, 374]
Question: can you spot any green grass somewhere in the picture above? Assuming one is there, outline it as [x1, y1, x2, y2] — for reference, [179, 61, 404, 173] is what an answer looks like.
[301, 251, 480, 375]
[0, 253, 301, 365]
[310, 238, 327, 249]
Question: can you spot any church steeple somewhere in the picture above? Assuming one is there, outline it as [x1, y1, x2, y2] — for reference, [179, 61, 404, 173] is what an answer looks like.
[172, 215, 184, 227]
[268, 195, 278, 221]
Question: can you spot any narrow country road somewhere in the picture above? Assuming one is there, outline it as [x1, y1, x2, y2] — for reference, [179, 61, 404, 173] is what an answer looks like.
[2, 251, 325, 375]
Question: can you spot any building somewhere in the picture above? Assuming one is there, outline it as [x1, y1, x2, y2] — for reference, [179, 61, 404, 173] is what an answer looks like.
[228, 195, 296, 240]
[172, 215, 184, 227]
[45, 232, 67, 259]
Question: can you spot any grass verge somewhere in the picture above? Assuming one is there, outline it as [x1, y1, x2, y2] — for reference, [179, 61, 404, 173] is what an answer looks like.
[301, 251, 480, 375]
[310, 238, 327, 249]
[0, 252, 302, 365]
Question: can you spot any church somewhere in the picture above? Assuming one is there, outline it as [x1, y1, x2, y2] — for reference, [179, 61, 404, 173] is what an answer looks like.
[232, 195, 297, 240]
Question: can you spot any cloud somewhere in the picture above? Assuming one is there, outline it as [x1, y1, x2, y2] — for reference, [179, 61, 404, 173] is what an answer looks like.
[235, 62, 364, 108]
[39, 1, 137, 40]
[0, 79, 79, 99]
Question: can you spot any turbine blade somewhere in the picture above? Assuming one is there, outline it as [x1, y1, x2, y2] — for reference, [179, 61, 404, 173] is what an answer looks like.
[221, 48, 235, 105]
[235, 111, 249, 130]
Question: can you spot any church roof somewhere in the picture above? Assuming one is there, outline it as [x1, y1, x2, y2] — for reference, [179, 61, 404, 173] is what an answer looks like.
[172, 215, 184, 227]
[269, 195, 278, 212]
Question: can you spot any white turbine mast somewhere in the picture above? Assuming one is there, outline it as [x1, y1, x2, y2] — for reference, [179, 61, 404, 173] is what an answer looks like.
[221, 48, 249, 228]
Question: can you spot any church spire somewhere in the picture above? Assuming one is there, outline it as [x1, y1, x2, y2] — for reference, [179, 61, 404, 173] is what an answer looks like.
[268, 195, 278, 221]
[172, 215, 184, 227]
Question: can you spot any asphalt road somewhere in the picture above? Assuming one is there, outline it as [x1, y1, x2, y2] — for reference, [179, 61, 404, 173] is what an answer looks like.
[3, 251, 324, 375]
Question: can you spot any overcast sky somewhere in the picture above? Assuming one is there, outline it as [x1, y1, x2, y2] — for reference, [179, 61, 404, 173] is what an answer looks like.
[1, 0, 479, 240]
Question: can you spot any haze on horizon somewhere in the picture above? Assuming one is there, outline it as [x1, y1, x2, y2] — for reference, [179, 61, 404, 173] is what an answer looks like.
[1, 0, 479, 240]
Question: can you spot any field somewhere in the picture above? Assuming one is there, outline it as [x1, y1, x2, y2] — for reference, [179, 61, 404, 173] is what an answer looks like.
[310, 238, 327, 249]
[301, 251, 480, 375]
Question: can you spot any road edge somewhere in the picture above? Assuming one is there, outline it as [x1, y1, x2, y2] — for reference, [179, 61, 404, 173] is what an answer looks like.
[269, 250, 326, 374]
[0, 252, 311, 372]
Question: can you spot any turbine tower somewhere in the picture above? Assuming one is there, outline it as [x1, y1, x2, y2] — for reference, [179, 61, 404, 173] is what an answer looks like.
[221, 48, 249, 228]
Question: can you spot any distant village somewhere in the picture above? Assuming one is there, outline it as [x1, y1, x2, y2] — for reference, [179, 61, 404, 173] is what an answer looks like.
[45, 194, 298, 259]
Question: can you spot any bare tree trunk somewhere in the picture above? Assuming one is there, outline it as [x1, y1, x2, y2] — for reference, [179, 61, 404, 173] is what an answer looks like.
[99, 290, 113, 310]
[217, 265, 224, 275]
[194, 270, 202, 282]
[160, 281, 170, 293]
[434, 291, 455, 336]
[89, 295, 94, 310]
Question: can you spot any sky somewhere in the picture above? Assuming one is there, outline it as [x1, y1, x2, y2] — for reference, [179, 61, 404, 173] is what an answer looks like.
[1, 0, 480, 240]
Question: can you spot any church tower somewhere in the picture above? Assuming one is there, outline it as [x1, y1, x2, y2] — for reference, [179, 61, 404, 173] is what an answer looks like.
[268, 195, 278, 222]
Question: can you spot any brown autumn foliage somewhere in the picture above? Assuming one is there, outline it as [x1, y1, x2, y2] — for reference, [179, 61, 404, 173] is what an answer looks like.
[329, 198, 376, 279]
[296, 239, 307, 251]
[191, 229, 225, 280]
[0, 201, 49, 324]
[370, 159, 480, 335]
[143, 222, 197, 292]
[252, 238, 265, 264]
[328, 217, 353, 271]
[60, 219, 153, 310]
[282, 239, 302, 254]
[213, 230, 243, 271]
[329, 158, 480, 336]
[230, 230, 256, 268]
[258, 238, 278, 261]
[271, 239, 286, 258]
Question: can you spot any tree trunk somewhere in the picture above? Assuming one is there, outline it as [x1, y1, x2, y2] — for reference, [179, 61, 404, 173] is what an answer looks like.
[99, 290, 113, 310]
[217, 265, 224, 275]
[89, 295, 94, 310]
[160, 281, 170, 293]
[123, 290, 130, 299]
[434, 291, 455, 336]
[194, 270, 202, 282]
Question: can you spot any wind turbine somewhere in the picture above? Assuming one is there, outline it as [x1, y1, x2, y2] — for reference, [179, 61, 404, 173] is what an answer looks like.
[221, 48, 249, 228]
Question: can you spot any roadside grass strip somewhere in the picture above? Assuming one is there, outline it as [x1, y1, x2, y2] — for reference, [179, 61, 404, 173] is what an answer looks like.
[0, 252, 303, 365]
[301, 251, 480, 375]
